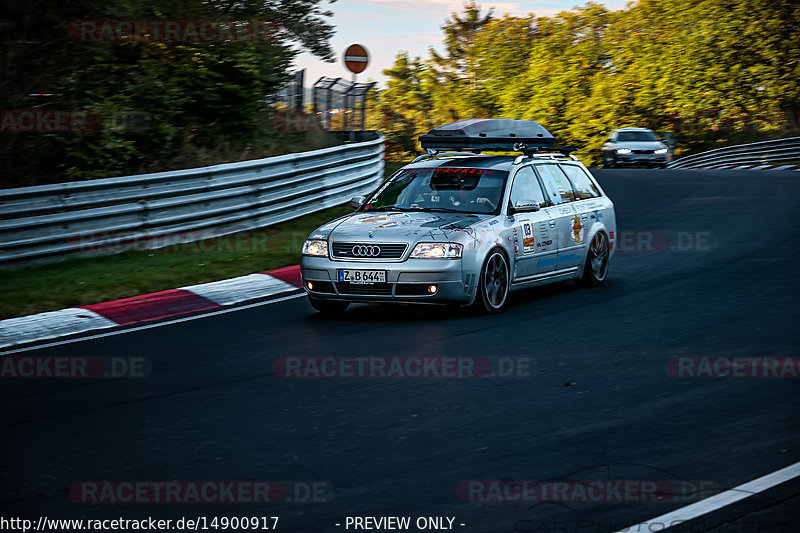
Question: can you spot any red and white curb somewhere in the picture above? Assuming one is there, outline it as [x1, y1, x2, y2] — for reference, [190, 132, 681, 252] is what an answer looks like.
[0, 265, 302, 349]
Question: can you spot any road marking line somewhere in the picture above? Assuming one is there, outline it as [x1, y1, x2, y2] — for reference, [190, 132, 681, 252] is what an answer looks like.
[614, 460, 800, 532]
[0, 293, 305, 355]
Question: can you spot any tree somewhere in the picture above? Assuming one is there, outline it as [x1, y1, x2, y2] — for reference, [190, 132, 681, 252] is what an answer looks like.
[370, 0, 799, 162]
[0, 0, 338, 185]
[433, 1, 493, 90]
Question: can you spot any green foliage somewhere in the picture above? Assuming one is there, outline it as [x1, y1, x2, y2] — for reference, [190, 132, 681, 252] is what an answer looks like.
[0, 0, 337, 186]
[370, 0, 800, 164]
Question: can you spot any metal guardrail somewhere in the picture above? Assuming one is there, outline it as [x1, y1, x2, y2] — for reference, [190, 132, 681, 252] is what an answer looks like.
[667, 136, 800, 169]
[0, 132, 385, 264]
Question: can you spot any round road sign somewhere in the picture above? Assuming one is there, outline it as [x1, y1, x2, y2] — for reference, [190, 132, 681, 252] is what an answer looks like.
[344, 44, 369, 74]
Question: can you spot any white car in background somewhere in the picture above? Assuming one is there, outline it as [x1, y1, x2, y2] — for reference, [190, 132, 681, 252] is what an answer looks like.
[601, 127, 671, 168]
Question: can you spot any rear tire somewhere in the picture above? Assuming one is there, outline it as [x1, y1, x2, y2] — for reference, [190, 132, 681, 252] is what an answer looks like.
[308, 296, 349, 313]
[474, 249, 509, 313]
[576, 231, 609, 288]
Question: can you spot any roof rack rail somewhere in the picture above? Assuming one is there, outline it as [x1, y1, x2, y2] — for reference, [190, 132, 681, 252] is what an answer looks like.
[533, 151, 579, 159]
[410, 151, 486, 163]
[513, 151, 579, 164]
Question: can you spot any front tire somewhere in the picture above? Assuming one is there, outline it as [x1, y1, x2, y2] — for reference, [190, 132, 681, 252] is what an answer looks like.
[475, 249, 510, 313]
[577, 231, 609, 287]
[308, 296, 349, 313]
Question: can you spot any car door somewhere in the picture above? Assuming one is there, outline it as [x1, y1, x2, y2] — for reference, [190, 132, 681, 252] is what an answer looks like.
[533, 163, 587, 272]
[560, 161, 607, 256]
[507, 165, 556, 280]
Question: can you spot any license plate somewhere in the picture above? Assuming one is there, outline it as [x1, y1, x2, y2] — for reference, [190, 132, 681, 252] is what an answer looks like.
[338, 269, 386, 284]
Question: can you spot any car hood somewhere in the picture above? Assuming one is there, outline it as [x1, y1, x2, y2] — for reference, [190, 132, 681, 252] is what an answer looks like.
[310, 211, 490, 243]
[615, 141, 668, 150]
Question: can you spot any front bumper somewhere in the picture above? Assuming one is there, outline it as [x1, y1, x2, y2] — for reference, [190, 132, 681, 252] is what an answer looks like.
[615, 153, 668, 165]
[300, 256, 474, 305]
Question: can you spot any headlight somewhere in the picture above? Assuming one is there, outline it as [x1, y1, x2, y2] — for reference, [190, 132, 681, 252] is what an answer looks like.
[655, 148, 668, 154]
[302, 239, 329, 257]
[616, 148, 632, 154]
[410, 242, 463, 259]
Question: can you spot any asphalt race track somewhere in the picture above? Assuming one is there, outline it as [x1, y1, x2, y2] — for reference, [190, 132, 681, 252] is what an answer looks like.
[2, 168, 799, 532]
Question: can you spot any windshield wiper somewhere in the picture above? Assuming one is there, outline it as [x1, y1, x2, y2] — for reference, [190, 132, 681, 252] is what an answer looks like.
[384, 206, 419, 211]
[373, 205, 473, 214]
[361, 205, 414, 212]
[412, 207, 468, 214]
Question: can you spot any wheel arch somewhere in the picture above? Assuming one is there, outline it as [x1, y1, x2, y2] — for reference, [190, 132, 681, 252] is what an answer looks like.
[475, 246, 511, 312]
[578, 224, 611, 278]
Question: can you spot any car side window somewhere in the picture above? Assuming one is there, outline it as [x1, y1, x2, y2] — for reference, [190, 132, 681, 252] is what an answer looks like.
[560, 164, 601, 200]
[535, 164, 574, 203]
[509, 166, 547, 208]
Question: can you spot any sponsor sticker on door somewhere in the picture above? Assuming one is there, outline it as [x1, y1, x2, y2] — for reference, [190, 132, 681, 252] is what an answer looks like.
[570, 215, 584, 244]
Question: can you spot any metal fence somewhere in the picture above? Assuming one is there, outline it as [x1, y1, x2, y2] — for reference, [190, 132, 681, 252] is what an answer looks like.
[313, 77, 374, 131]
[0, 132, 385, 264]
[266, 69, 306, 111]
[667, 136, 800, 169]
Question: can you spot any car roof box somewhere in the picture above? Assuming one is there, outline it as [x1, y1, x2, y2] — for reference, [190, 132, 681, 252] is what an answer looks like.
[419, 119, 556, 153]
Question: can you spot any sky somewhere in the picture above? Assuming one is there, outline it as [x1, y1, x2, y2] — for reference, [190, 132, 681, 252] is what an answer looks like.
[293, 0, 628, 88]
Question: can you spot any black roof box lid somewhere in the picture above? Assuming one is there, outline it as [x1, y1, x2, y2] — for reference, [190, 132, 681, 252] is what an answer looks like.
[419, 119, 555, 152]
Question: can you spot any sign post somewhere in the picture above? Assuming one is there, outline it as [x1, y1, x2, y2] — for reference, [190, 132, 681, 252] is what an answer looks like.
[343, 44, 370, 131]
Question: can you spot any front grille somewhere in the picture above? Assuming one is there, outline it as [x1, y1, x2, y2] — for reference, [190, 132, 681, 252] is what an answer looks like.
[336, 282, 393, 295]
[331, 242, 407, 260]
[632, 149, 655, 154]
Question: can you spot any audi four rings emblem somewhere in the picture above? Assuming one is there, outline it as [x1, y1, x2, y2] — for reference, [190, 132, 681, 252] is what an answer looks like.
[352, 245, 381, 256]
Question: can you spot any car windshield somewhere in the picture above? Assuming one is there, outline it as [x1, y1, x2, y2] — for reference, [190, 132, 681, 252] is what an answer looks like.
[617, 131, 657, 142]
[363, 166, 509, 215]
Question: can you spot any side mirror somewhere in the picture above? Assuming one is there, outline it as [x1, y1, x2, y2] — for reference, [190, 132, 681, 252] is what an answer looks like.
[510, 200, 540, 214]
[349, 195, 366, 209]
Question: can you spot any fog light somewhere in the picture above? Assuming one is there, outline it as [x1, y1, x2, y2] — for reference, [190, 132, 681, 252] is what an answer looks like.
[427, 285, 438, 294]
[307, 282, 314, 290]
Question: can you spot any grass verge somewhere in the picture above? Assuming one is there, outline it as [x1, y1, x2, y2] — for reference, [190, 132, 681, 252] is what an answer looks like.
[0, 162, 405, 320]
